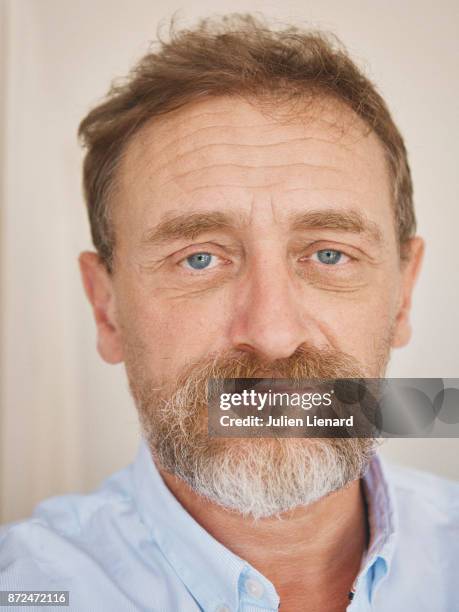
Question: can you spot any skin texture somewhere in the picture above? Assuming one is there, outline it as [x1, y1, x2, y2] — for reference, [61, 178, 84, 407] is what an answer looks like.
[79, 95, 424, 611]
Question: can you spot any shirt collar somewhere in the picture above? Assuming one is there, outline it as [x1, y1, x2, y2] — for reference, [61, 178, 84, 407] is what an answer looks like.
[131, 439, 279, 611]
[131, 439, 397, 610]
[353, 452, 399, 602]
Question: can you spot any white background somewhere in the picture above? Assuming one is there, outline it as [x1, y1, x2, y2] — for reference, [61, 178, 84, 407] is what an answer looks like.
[0, 0, 458, 522]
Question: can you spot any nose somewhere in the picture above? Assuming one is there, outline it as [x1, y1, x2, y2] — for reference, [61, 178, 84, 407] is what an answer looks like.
[229, 256, 320, 361]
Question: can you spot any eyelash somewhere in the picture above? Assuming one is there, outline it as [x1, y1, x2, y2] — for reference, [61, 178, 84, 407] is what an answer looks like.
[306, 251, 351, 266]
[181, 253, 222, 272]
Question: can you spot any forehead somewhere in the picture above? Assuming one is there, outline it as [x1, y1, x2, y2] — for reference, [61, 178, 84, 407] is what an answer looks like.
[115, 95, 393, 231]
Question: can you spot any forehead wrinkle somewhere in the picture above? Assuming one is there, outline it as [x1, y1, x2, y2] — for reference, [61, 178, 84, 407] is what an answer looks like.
[136, 122, 291, 163]
[284, 187, 361, 194]
[131, 96, 370, 161]
[122, 98, 383, 194]
[151, 137, 363, 177]
[124, 120, 382, 202]
[179, 186, 365, 200]
[138, 119, 366, 167]
[160, 162, 342, 191]
[116, 98, 393, 246]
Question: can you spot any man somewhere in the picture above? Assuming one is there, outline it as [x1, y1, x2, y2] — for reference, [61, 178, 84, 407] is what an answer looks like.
[1, 14, 458, 612]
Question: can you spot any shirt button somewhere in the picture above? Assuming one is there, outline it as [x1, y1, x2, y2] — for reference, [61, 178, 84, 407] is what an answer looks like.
[215, 606, 231, 612]
[245, 577, 264, 599]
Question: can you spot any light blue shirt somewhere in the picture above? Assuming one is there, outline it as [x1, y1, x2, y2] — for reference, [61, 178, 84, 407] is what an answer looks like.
[1, 440, 458, 611]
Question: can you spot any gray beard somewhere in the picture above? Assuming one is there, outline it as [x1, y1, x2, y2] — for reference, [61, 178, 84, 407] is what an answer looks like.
[128, 345, 387, 519]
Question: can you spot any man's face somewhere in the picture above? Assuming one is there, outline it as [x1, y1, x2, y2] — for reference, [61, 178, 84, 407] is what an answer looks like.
[112, 95, 405, 377]
[80, 95, 423, 516]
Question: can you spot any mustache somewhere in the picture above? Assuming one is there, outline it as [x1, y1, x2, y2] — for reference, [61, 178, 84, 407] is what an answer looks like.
[144, 344, 365, 402]
[132, 343, 367, 452]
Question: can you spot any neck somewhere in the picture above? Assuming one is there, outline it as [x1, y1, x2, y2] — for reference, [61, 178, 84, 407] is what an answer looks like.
[159, 466, 369, 612]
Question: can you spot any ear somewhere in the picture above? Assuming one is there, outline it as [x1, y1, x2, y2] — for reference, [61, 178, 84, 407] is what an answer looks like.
[391, 237, 425, 348]
[79, 251, 124, 364]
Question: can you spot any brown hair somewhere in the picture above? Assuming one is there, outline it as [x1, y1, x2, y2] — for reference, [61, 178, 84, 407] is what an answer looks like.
[78, 14, 416, 271]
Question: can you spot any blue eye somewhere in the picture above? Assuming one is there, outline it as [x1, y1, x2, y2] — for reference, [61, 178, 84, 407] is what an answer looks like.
[314, 249, 345, 265]
[185, 252, 213, 270]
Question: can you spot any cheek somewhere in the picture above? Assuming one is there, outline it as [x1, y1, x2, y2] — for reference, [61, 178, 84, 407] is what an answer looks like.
[312, 282, 398, 367]
[117, 283, 229, 375]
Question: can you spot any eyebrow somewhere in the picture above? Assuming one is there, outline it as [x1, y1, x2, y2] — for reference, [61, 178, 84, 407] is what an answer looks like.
[141, 211, 238, 246]
[141, 208, 383, 246]
[288, 209, 383, 244]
